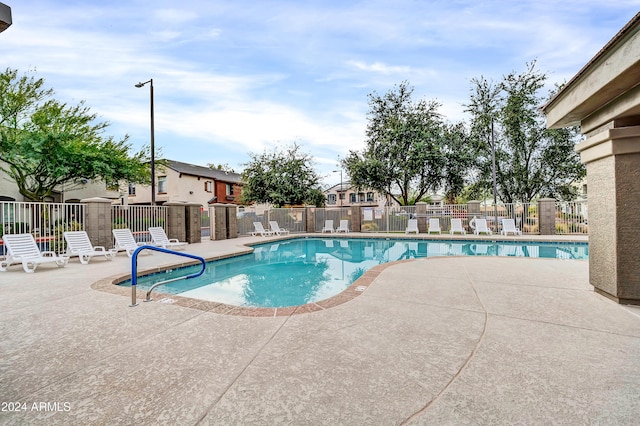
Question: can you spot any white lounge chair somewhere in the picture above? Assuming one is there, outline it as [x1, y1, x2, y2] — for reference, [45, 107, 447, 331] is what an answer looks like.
[149, 227, 188, 250]
[470, 217, 493, 235]
[0, 233, 69, 273]
[112, 228, 149, 257]
[321, 220, 334, 233]
[63, 231, 116, 264]
[336, 220, 349, 233]
[405, 219, 419, 234]
[449, 218, 467, 235]
[269, 221, 290, 236]
[251, 222, 274, 237]
[427, 218, 441, 234]
[500, 218, 522, 236]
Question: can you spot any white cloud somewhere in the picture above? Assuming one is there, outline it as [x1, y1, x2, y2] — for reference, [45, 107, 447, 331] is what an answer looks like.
[3, 0, 638, 179]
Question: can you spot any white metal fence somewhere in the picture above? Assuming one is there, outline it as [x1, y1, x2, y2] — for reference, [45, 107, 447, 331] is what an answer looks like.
[111, 205, 167, 243]
[237, 207, 307, 236]
[0, 201, 85, 254]
[555, 201, 588, 234]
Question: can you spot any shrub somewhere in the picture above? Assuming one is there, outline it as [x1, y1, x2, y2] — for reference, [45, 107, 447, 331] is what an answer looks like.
[361, 222, 379, 232]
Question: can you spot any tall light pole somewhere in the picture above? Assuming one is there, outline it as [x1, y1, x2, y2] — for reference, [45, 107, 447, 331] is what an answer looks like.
[491, 118, 498, 230]
[135, 79, 155, 205]
[332, 167, 343, 207]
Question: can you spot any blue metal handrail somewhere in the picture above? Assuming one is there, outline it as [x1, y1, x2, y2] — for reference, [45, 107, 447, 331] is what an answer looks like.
[130, 245, 206, 307]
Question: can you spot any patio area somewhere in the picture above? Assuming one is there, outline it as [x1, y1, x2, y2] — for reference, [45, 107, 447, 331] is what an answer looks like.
[1, 235, 639, 425]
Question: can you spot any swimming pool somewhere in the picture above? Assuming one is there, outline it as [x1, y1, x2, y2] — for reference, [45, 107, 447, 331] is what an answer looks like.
[119, 237, 588, 308]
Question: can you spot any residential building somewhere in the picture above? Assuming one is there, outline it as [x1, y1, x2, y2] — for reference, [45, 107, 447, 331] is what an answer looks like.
[324, 182, 392, 208]
[125, 160, 244, 206]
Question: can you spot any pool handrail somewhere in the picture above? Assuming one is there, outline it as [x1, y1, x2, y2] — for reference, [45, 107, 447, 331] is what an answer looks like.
[129, 245, 206, 307]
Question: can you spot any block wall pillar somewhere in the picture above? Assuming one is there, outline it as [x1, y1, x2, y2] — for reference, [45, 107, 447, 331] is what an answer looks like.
[415, 202, 427, 233]
[184, 203, 202, 244]
[350, 206, 361, 232]
[81, 197, 113, 249]
[165, 202, 187, 242]
[537, 198, 557, 235]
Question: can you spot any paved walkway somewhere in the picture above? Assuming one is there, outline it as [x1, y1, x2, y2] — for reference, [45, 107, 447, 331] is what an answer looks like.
[1, 235, 639, 425]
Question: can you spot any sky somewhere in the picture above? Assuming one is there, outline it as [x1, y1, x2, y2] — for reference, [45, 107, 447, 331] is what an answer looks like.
[2, 1, 639, 186]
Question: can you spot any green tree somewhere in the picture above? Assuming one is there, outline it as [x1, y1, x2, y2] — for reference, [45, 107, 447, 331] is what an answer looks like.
[465, 62, 585, 203]
[442, 122, 474, 204]
[343, 81, 446, 206]
[241, 143, 325, 207]
[0, 68, 150, 201]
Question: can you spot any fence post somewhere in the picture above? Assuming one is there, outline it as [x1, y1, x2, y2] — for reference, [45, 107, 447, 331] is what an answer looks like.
[350, 205, 361, 232]
[467, 200, 481, 218]
[415, 202, 427, 233]
[82, 197, 113, 249]
[306, 206, 316, 233]
[211, 203, 227, 240]
[185, 203, 202, 243]
[165, 201, 187, 243]
[226, 205, 238, 239]
[537, 198, 556, 235]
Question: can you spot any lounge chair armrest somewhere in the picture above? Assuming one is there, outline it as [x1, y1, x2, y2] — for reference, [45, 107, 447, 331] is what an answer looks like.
[169, 238, 179, 243]
[41, 251, 57, 257]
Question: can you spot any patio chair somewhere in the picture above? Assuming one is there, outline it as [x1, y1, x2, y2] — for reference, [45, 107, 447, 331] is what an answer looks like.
[500, 218, 522, 236]
[251, 222, 274, 237]
[149, 227, 188, 250]
[427, 218, 441, 234]
[0, 233, 69, 273]
[449, 218, 467, 235]
[405, 219, 419, 234]
[269, 221, 290, 236]
[63, 231, 116, 264]
[112, 228, 150, 257]
[470, 217, 493, 235]
[321, 220, 334, 233]
[336, 220, 349, 233]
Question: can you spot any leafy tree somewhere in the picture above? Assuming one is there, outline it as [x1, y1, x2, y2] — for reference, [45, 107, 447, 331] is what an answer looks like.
[465, 62, 585, 203]
[0, 68, 151, 201]
[343, 81, 446, 206]
[441, 122, 474, 204]
[241, 143, 325, 207]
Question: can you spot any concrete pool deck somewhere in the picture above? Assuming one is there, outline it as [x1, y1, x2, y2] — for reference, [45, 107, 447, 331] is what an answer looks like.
[1, 234, 639, 425]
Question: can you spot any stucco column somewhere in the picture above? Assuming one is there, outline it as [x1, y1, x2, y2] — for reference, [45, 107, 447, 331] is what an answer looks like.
[576, 125, 640, 304]
[537, 198, 556, 235]
[415, 202, 427, 233]
[81, 197, 113, 249]
[164, 202, 186, 243]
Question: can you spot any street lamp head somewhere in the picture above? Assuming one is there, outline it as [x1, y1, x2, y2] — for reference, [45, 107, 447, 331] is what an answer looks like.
[135, 79, 152, 88]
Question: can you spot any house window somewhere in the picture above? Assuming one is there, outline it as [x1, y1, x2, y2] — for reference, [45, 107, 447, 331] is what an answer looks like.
[128, 183, 136, 196]
[204, 181, 213, 192]
[157, 176, 167, 193]
[367, 192, 374, 202]
[359, 192, 365, 202]
[226, 184, 234, 196]
[328, 194, 337, 205]
[350, 193, 356, 203]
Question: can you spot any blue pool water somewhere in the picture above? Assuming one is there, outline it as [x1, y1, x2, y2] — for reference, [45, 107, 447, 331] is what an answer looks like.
[120, 238, 588, 308]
